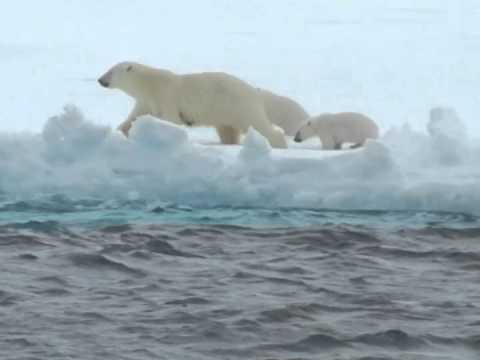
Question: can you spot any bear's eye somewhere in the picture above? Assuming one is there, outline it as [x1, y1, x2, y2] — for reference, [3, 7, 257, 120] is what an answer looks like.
[126, 65, 133, 72]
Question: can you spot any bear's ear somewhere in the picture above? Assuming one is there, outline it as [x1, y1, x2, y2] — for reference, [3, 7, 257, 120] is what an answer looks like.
[126, 65, 133, 72]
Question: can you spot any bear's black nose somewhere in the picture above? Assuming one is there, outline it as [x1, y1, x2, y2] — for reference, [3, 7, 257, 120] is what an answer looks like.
[98, 78, 109, 88]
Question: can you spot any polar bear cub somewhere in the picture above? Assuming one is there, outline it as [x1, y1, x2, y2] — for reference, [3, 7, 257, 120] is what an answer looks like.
[98, 62, 287, 148]
[294, 112, 379, 150]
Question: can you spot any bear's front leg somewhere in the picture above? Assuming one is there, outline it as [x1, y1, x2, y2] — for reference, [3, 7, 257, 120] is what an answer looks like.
[117, 101, 149, 136]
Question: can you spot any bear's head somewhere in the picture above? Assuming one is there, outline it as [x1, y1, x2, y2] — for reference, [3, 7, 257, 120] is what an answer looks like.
[294, 120, 315, 142]
[98, 62, 140, 95]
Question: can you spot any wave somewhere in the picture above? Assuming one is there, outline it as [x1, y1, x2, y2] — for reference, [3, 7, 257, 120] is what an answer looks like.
[1, 221, 479, 360]
[67, 252, 147, 277]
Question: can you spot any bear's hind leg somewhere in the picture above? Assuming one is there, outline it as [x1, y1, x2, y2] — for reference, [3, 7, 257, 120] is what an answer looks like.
[270, 125, 288, 149]
[320, 135, 336, 150]
[216, 126, 241, 145]
[249, 117, 287, 149]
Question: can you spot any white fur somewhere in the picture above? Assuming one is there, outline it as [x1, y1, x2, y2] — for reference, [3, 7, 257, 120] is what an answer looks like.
[98, 62, 287, 148]
[295, 112, 379, 150]
[258, 88, 309, 136]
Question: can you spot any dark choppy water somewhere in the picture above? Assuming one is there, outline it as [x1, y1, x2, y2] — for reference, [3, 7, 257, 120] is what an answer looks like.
[1, 202, 480, 359]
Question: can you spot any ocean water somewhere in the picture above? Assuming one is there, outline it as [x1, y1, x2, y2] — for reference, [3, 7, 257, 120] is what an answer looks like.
[1, 202, 480, 360]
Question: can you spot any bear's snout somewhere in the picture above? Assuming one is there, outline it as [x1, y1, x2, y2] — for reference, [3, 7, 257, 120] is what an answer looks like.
[294, 132, 303, 142]
[98, 78, 110, 88]
[98, 69, 113, 88]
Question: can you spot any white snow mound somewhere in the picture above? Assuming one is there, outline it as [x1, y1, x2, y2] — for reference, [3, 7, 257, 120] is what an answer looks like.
[1, 105, 479, 213]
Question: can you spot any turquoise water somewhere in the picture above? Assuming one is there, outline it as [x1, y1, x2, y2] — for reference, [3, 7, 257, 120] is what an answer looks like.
[1, 196, 478, 229]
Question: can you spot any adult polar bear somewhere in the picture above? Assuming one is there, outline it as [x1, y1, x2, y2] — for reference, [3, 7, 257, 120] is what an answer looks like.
[98, 62, 287, 148]
[258, 88, 309, 136]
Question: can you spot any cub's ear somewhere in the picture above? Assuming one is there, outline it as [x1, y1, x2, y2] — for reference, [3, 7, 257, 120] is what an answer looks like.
[126, 65, 133, 72]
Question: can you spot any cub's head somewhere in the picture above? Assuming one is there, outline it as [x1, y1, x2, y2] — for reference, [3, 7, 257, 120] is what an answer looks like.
[98, 62, 139, 91]
[294, 120, 315, 143]
[294, 114, 331, 142]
